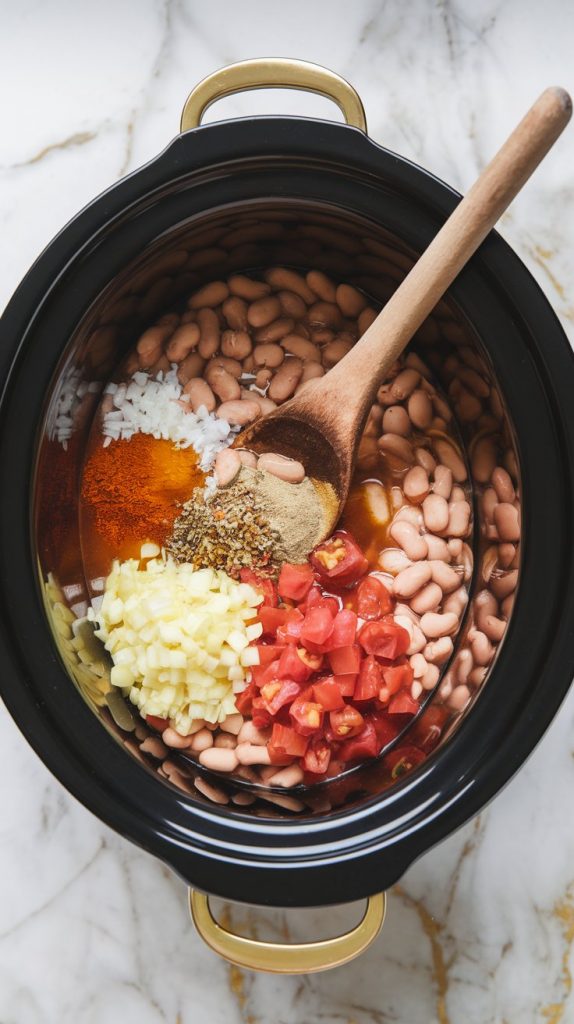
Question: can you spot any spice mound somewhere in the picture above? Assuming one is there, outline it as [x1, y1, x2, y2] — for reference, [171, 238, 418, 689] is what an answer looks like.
[92, 551, 263, 732]
[168, 466, 327, 576]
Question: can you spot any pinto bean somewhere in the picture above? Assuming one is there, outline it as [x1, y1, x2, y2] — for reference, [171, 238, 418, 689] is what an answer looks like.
[222, 295, 248, 330]
[207, 355, 242, 379]
[432, 465, 453, 500]
[267, 358, 303, 401]
[442, 586, 468, 617]
[493, 502, 520, 542]
[189, 281, 229, 309]
[197, 307, 221, 358]
[498, 543, 516, 569]
[415, 448, 437, 474]
[424, 636, 454, 665]
[214, 733, 238, 749]
[492, 466, 516, 503]
[391, 369, 420, 400]
[423, 493, 449, 533]
[390, 520, 428, 560]
[483, 614, 506, 642]
[377, 547, 412, 575]
[254, 317, 294, 343]
[335, 282, 367, 317]
[433, 438, 467, 482]
[190, 727, 214, 752]
[408, 389, 433, 429]
[322, 337, 354, 367]
[451, 485, 466, 502]
[448, 500, 471, 537]
[471, 436, 497, 483]
[267, 764, 305, 787]
[220, 713, 244, 735]
[221, 329, 252, 360]
[214, 448, 242, 486]
[216, 399, 261, 426]
[238, 721, 270, 745]
[301, 361, 325, 383]
[246, 393, 278, 415]
[306, 270, 337, 302]
[265, 267, 315, 303]
[395, 505, 423, 528]
[235, 449, 258, 469]
[421, 663, 440, 690]
[277, 289, 308, 319]
[257, 452, 306, 483]
[482, 488, 498, 524]
[425, 535, 451, 561]
[501, 593, 515, 618]
[310, 327, 334, 344]
[469, 630, 494, 666]
[136, 324, 172, 367]
[378, 433, 414, 466]
[419, 611, 459, 638]
[448, 538, 463, 558]
[165, 322, 200, 362]
[403, 466, 430, 504]
[308, 301, 343, 329]
[456, 648, 473, 684]
[177, 351, 206, 385]
[429, 560, 461, 592]
[199, 747, 239, 772]
[382, 406, 411, 437]
[410, 653, 428, 678]
[410, 581, 443, 614]
[393, 562, 433, 598]
[206, 366, 241, 402]
[162, 727, 193, 749]
[253, 343, 284, 368]
[408, 623, 428, 656]
[236, 742, 272, 765]
[358, 306, 378, 334]
[281, 334, 320, 361]
[469, 667, 487, 687]
[228, 274, 271, 300]
[490, 570, 518, 600]
[449, 685, 471, 711]
[194, 777, 229, 804]
[183, 377, 216, 413]
[247, 296, 281, 328]
[455, 390, 483, 422]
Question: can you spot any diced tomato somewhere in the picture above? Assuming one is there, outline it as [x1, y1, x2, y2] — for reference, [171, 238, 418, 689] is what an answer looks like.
[358, 618, 410, 659]
[304, 586, 340, 616]
[303, 737, 332, 774]
[328, 644, 362, 676]
[338, 720, 380, 761]
[354, 655, 383, 701]
[388, 692, 420, 715]
[277, 644, 312, 683]
[251, 658, 281, 687]
[328, 609, 358, 649]
[259, 606, 290, 636]
[146, 714, 169, 732]
[276, 607, 305, 645]
[297, 647, 324, 672]
[380, 663, 411, 696]
[258, 677, 301, 715]
[234, 681, 257, 716]
[300, 607, 335, 649]
[251, 702, 273, 728]
[277, 562, 314, 601]
[313, 678, 346, 710]
[290, 698, 324, 736]
[310, 531, 369, 588]
[333, 672, 357, 697]
[369, 710, 400, 748]
[255, 644, 284, 667]
[329, 705, 364, 739]
[240, 568, 278, 607]
[408, 705, 449, 752]
[269, 723, 309, 758]
[385, 745, 426, 779]
[356, 575, 393, 620]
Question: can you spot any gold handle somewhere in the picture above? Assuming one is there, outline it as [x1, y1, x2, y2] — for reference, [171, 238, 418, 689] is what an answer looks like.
[189, 889, 385, 974]
[180, 57, 367, 133]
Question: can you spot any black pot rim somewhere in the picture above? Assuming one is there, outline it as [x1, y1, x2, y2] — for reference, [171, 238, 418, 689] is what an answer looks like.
[1, 115, 573, 907]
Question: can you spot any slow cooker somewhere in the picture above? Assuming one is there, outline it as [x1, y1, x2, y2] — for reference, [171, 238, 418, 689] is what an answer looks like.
[1, 58, 574, 973]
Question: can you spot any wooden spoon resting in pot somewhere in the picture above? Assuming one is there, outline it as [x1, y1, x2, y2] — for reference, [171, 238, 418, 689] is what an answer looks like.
[238, 87, 571, 536]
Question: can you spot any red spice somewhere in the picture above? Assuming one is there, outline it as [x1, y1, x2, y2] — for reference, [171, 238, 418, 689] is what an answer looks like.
[80, 433, 203, 555]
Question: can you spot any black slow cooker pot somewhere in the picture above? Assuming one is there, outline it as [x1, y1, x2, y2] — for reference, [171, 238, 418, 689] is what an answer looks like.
[1, 58, 574, 973]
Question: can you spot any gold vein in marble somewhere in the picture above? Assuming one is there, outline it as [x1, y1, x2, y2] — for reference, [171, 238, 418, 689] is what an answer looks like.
[394, 885, 451, 1024]
[12, 131, 97, 168]
[541, 882, 574, 1024]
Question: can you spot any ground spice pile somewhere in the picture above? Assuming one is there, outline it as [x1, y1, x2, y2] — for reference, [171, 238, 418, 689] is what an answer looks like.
[81, 433, 203, 551]
[168, 467, 327, 576]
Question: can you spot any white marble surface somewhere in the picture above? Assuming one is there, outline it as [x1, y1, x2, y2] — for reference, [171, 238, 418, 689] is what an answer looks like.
[1, 1, 574, 1021]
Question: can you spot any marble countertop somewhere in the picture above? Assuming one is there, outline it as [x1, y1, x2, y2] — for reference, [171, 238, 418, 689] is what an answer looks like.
[1, 1, 574, 1021]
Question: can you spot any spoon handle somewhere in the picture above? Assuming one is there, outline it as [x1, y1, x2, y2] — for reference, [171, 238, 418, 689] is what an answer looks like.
[322, 86, 571, 422]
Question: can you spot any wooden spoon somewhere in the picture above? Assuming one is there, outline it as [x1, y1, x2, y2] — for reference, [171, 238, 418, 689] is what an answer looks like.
[239, 87, 572, 534]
